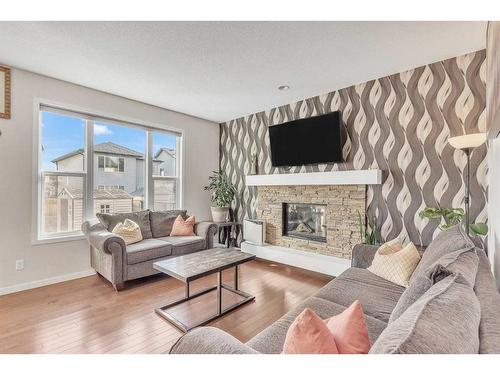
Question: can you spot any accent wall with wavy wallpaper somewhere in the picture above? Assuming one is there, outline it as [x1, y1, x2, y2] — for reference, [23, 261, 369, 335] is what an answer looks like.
[220, 50, 488, 247]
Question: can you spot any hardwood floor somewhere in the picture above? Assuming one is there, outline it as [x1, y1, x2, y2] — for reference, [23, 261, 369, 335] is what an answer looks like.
[0, 259, 332, 354]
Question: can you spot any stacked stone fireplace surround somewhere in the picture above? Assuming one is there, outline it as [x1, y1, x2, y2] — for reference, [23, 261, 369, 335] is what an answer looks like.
[256, 184, 366, 259]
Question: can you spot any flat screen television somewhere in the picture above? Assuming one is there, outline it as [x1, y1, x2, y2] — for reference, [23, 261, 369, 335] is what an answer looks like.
[268, 111, 343, 167]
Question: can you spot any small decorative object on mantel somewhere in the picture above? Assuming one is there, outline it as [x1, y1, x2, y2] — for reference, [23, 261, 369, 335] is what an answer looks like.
[0, 66, 11, 119]
[204, 170, 236, 222]
[249, 152, 258, 175]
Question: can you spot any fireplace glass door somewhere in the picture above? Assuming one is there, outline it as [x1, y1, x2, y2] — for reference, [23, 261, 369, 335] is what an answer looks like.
[282, 203, 327, 242]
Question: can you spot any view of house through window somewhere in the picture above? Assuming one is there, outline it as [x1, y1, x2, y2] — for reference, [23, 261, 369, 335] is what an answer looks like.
[92, 121, 147, 215]
[152, 132, 178, 211]
[38, 107, 181, 240]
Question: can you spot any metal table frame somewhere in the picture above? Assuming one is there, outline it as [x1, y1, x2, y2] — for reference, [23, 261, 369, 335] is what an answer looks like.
[155, 265, 255, 332]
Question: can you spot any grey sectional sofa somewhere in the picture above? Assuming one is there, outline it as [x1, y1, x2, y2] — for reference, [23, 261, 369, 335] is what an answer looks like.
[170, 225, 500, 354]
[82, 209, 217, 290]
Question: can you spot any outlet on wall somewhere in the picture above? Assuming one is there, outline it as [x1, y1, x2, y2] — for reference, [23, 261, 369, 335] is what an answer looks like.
[15, 259, 24, 271]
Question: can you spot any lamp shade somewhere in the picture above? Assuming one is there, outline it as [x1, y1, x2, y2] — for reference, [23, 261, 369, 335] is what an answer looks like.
[448, 133, 487, 150]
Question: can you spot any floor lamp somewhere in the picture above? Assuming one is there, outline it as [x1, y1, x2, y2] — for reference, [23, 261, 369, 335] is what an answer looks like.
[448, 133, 487, 235]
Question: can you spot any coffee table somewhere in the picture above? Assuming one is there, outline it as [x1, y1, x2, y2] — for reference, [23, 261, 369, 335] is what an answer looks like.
[153, 248, 256, 332]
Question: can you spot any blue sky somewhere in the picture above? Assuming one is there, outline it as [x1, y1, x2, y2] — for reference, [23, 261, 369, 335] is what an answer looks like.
[41, 111, 177, 171]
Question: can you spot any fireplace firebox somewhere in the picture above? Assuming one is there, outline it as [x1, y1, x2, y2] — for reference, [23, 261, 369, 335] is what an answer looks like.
[282, 203, 327, 242]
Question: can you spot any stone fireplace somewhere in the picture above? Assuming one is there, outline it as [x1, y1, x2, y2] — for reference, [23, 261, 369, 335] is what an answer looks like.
[256, 185, 366, 259]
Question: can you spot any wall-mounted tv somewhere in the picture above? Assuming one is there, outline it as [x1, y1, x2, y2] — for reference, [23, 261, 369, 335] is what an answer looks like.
[268, 111, 343, 167]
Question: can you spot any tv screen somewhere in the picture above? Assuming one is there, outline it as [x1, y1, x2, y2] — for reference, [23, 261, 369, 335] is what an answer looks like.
[268, 111, 343, 167]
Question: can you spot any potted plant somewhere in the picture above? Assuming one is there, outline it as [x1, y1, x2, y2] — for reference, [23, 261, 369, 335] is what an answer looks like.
[357, 211, 381, 245]
[419, 207, 488, 235]
[204, 170, 236, 222]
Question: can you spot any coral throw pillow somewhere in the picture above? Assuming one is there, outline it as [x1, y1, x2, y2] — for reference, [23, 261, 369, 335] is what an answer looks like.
[325, 300, 371, 354]
[282, 308, 339, 354]
[170, 215, 196, 236]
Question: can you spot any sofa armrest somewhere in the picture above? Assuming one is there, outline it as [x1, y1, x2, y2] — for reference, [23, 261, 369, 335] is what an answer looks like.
[82, 219, 126, 255]
[194, 221, 218, 249]
[170, 327, 259, 354]
[351, 243, 379, 269]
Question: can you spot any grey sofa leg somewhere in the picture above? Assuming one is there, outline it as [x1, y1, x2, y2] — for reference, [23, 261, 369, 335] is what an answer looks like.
[114, 282, 125, 291]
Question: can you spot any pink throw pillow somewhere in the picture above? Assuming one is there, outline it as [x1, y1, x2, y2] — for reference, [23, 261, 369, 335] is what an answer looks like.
[325, 300, 371, 354]
[282, 308, 339, 354]
[170, 215, 195, 236]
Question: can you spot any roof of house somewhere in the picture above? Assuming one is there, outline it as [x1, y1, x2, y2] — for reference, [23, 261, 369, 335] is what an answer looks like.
[154, 148, 176, 159]
[51, 142, 145, 163]
[58, 187, 133, 200]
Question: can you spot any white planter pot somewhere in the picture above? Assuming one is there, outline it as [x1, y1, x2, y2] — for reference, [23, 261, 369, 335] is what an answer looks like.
[211, 206, 230, 222]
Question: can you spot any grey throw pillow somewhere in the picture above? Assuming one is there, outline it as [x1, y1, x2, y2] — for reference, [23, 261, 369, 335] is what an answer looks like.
[150, 210, 187, 238]
[389, 264, 451, 323]
[410, 224, 475, 283]
[389, 247, 479, 323]
[371, 274, 481, 354]
[96, 209, 152, 239]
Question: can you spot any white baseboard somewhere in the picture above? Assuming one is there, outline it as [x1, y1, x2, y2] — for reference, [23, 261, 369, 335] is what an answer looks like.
[241, 241, 350, 277]
[0, 269, 96, 296]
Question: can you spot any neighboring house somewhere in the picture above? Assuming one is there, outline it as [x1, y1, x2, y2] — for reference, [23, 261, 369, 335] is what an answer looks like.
[45, 142, 176, 233]
[43, 187, 133, 233]
[153, 148, 176, 176]
[52, 142, 147, 197]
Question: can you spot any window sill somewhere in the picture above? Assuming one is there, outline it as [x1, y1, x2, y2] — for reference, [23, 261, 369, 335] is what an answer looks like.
[32, 233, 86, 246]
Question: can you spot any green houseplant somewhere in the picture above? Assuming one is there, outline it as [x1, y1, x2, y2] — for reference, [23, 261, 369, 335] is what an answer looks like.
[418, 207, 488, 236]
[204, 170, 236, 222]
[357, 211, 381, 245]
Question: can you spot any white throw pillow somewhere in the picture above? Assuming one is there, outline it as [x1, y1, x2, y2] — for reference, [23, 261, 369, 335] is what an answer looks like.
[112, 218, 143, 245]
[368, 240, 421, 287]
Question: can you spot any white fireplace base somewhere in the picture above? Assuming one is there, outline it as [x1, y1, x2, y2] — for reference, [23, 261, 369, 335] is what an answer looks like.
[241, 241, 351, 277]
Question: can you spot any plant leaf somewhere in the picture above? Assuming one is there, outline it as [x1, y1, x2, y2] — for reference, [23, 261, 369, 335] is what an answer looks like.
[470, 223, 488, 236]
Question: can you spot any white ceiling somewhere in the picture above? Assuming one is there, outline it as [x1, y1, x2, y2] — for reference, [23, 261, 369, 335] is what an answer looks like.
[0, 21, 487, 123]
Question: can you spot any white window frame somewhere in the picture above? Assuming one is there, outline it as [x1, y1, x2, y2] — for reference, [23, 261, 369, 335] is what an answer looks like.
[99, 155, 125, 173]
[32, 98, 184, 245]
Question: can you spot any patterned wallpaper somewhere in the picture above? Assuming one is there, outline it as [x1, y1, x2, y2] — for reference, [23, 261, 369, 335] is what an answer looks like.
[220, 50, 488, 247]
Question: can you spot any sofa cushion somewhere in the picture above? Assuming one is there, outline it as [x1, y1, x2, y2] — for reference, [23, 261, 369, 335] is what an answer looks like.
[158, 235, 206, 256]
[389, 247, 479, 323]
[410, 224, 474, 283]
[97, 209, 153, 239]
[370, 274, 481, 354]
[314, 267, 405, 322]
[436, 247, 479, 287]
[389, 264, 452, 323]
[246, 296, 387, 354]
[474, 250, 500, 354]
[150, 210, 187, 238]
[126, 238, 173, 265]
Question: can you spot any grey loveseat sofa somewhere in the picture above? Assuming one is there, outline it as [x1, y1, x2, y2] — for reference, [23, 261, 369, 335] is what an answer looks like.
[170, 225, 500, 354]
[82, 209, 217, 290]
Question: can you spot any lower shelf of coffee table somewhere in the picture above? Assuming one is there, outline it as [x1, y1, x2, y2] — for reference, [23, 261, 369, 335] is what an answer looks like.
[156, 283, 255, 332]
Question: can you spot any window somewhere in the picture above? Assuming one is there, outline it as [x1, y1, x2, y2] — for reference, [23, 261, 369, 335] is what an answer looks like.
[152, 132, 180, 211]
[36, 104, 182, 242]
[97, 185, 125, 191]
[98, 155, 124, 173]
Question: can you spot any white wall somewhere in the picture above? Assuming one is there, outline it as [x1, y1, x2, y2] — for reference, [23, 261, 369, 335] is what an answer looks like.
[0, 68, 219, 293]
[488, 138, 500, 290]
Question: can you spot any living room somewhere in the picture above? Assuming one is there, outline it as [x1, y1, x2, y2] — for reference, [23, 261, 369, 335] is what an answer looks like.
[1, 1, 500, 372]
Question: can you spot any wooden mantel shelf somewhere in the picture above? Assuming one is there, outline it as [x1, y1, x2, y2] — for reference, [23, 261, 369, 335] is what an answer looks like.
[245, 169, 382, 186]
